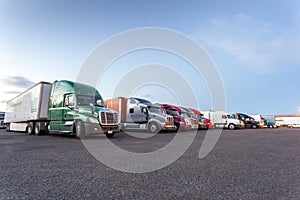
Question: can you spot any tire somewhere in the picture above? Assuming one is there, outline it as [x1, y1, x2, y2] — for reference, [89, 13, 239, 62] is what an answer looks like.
[175, 124, 179, 133]
[45, 124, 50, 134]
[148, 122, 159, 133]
[105, 132, 115, 138]
[34, 124, 41, 135]
[6, 124, 10, 132]
[27, 125, 33, 135]
[228, 123, 236, 130]
[75, 121, 85, 139]
[252, 124, 257, 129]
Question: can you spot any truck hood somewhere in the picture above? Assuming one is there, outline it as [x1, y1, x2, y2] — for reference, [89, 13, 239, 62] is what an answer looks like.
[95, 107, 118, 114]
[228, 118, 241, 124]
[78, 106, 118, 115]
[149, 112, 165, 119]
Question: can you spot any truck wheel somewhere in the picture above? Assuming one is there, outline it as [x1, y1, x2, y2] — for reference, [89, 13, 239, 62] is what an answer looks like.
[6, 124, 10, 132]
[34, 124, 41, 135]
[228, 123, 236, 130]
[75, 121, 85, 139]
[105, 132, 115, 138]
[175, 124, 179, 133]
[27, 125, 33, 135]
[148, 122, 159, 133]
[45, 124, 50, 134]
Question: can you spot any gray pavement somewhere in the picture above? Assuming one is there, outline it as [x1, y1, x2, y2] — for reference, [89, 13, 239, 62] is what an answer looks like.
[0, 128, 300, 199]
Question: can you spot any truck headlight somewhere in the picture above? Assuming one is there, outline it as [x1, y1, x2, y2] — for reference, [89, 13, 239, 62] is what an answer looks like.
[88, 117, 99, 124]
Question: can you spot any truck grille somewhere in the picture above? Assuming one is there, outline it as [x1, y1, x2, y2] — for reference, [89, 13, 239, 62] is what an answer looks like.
[165, 117, 174, 125]
[100, 112, 118, 125]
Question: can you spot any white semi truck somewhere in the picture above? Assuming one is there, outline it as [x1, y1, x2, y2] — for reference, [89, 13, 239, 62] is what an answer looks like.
[202, 110, 242, 130]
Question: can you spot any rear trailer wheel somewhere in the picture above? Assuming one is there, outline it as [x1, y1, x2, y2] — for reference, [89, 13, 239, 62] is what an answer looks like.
[27, 125, 33, 135]
[228, 123, 236, 130]
[75, 121, 85, 139]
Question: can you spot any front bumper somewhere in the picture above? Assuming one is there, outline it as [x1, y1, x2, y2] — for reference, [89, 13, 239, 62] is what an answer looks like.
[101, 124, 120, 134]
[84, 123, 119, 135]
[162, 124, 177, 131]
[235, 124, 243, 129]
[198, 122, 208, 129]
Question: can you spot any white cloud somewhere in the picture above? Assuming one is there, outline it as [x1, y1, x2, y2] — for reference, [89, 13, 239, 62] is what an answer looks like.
[193, 13, 300, 73]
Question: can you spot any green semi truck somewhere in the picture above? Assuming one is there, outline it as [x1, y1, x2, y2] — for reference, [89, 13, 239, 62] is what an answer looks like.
[4, 80, 119, 138]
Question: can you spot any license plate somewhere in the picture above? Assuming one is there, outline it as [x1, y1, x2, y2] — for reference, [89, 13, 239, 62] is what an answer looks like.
[108, 130, 113, 134]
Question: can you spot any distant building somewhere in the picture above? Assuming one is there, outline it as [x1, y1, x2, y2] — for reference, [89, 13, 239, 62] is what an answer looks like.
[275, 114, 300, 127]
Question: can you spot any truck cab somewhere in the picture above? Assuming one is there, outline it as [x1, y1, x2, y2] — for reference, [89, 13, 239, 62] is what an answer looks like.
[232, 112, 259, 129]
[180, 107, 199, 130]
[48, 80, 120, 138]
[172, 105, 192, 130]
[262, 115, 278, 128]
[189, 107, 209, 130]
[147, 104, 176, 132]
[159, 104, 186, 132]
[202, 111, 242, 130]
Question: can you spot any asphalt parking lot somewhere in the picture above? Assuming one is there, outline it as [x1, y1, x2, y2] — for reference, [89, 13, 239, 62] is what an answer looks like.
[1, 128, 300, 200]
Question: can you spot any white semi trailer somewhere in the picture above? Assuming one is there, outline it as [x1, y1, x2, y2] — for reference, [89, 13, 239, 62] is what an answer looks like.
[4, 82, 51, 133]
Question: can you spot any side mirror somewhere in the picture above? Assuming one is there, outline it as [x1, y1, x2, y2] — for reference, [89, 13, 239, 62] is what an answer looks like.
[68, 105, 75, 110]
[65, 101, 74, 109]
[96, 100, 103, 107]
[142, 107, 148, 115]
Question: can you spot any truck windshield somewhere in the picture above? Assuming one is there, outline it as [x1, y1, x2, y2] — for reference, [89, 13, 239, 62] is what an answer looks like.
[190, 112, 196, 118]
[227, 114, 234, 119]
[77, 95, 104, 107]
[149, 107, 163, 114]
[181, 113, 188, 118]
[167, 109, 179, 116]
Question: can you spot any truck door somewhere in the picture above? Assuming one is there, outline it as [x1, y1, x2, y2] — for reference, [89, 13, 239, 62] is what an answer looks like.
[127, 99, 147, 123]
[221, 115, 227, 128]
[48, 95, 64, 132]
[61, 94, 75, 132]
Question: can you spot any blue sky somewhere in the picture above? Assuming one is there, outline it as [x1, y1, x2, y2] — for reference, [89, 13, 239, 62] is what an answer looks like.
[0, 0, 299, 115]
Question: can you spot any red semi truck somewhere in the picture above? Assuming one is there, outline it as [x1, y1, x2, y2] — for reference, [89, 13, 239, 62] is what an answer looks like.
[171, 105, 192, 130]
[157, 104, 186, 132]
[189, 108, 213, 129]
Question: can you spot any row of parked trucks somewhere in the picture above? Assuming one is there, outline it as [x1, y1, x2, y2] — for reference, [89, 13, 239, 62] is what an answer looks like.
[2, 80, 277, 138]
